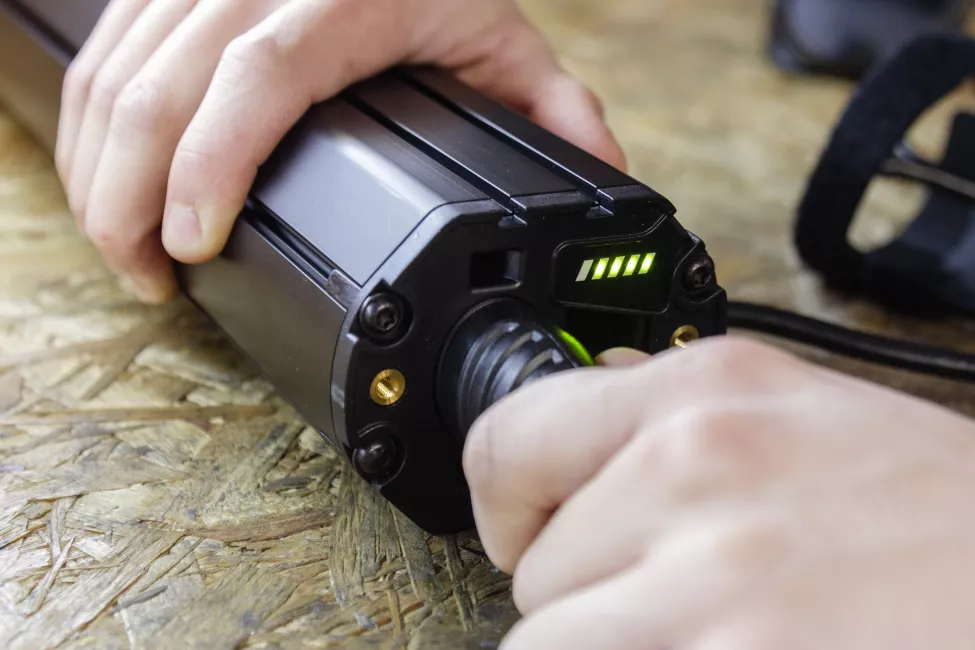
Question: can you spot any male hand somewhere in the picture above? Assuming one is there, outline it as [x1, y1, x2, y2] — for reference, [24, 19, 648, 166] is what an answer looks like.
[58, 0, 625, 302]
[465, 337, 975, 649]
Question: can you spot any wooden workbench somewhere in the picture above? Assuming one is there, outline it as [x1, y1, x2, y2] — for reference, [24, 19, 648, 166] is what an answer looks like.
[0, 0, 973, 648]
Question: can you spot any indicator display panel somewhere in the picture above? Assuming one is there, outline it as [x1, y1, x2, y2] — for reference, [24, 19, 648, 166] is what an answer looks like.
[551, 239, 673, 313]
[575, 253, 655, 282]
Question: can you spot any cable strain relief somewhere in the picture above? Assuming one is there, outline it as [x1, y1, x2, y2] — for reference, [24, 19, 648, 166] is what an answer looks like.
[438, 299, 592, 437]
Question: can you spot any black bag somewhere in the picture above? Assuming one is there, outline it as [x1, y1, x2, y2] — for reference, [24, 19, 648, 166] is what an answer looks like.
[769, 0, 973, 79]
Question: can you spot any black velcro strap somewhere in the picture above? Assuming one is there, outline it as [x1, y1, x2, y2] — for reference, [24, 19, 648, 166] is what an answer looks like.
[866, 112, 975, 312]
[795, 34, 975, 315]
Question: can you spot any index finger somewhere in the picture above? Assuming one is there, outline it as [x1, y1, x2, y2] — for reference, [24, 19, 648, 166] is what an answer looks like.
[463, 362, 651, 573]
[160, 0, 415, 263]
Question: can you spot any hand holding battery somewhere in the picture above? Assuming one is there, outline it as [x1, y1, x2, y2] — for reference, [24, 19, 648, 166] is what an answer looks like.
[41, 3, 975, 645]
[54, 0, 625, 303]
[464, 336, 975, 650]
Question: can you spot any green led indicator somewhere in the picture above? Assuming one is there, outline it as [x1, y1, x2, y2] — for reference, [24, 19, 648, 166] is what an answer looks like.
[623, 254, 640, 276]
[639, 253, 656, 274]
[608, 257, 625, 278]
[592, 258, 609, 280]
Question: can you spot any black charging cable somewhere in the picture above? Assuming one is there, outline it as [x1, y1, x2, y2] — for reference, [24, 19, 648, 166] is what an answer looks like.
[727, 301, 975, 382]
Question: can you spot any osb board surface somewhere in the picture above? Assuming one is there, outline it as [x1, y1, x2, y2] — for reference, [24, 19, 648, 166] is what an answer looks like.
[0, 0, 973, 648]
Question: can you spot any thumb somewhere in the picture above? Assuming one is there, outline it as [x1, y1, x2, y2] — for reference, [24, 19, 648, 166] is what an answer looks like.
[595, 348, 651, 367]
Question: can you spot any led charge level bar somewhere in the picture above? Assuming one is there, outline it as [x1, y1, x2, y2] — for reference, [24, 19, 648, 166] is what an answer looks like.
[576, 253, 655, 281]
[623, 255, 640, 276]
[608, 257, 625, 278]
[592, 259, 609, 280]
[640, 253, 655, 274]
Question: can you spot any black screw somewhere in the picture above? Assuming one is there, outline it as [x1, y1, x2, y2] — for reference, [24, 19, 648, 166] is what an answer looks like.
[353, 439, 396, 478]
[359, 293, 403, 340]
[682, 255, 715, 292]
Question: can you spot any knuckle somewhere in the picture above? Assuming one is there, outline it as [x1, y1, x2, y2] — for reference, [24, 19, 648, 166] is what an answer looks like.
[88, 65, 128, 112]
[689, 336, 799, 388]
[168, 146, 212, 186]
[111, 78, 173, 135]
[222, 32, 290, 76]
[84, 215, 133, 261]
[581, 85, 605, 117]
[558, 73, 601, 106]
[84, 215, 116, 251]
[634, 407, 779, 499]
[705, 336, 784, 371]
[62, 59, 94, 104]
[671, 407, 772, 464]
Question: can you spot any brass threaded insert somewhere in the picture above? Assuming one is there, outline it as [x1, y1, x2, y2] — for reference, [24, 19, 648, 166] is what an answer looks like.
[670, 325, 701, 349]
[370, 369, 406, 406]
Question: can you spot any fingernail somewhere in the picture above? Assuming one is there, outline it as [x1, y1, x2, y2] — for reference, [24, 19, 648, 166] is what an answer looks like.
[163, 203, 203, 256]
[595, 347, 651, 367]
